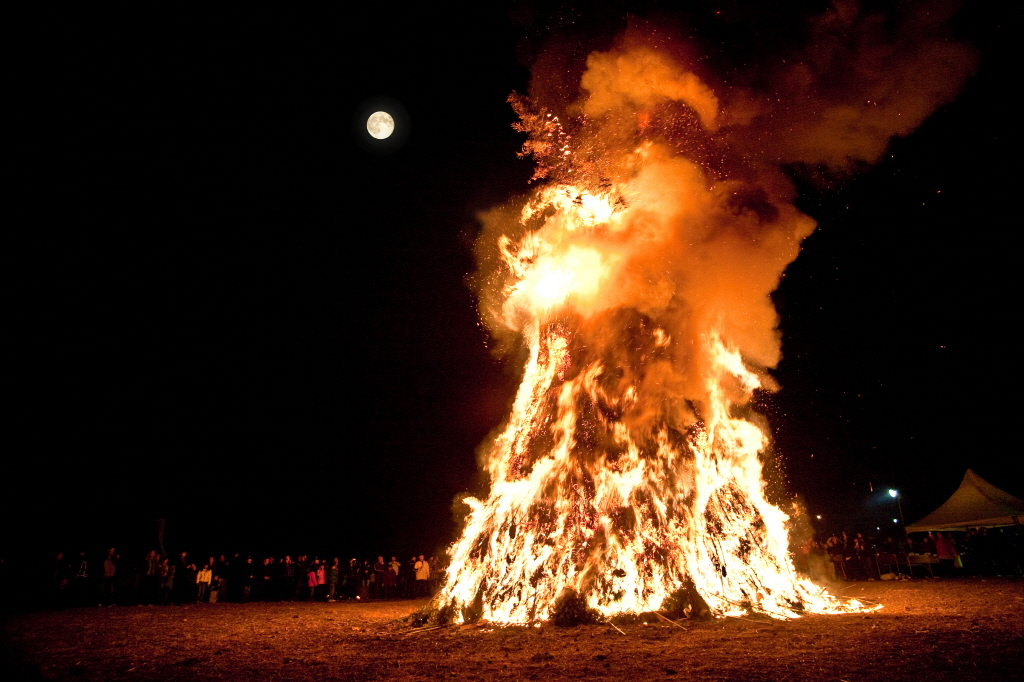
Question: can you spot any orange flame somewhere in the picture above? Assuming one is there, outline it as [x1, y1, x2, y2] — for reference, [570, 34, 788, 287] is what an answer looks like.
[434, 42, 895, 625]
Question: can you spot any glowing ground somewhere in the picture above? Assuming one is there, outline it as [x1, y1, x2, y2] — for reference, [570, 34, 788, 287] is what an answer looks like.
[2, 579, 1021, 681]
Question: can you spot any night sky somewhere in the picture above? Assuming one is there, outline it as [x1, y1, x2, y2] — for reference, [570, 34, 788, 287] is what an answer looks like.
[8, 2, 1017, 563]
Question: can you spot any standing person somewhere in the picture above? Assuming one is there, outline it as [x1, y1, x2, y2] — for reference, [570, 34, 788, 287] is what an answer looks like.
[825, 536, 845, 581]
[400, 557, 416, 598]
[138, 551, 159, 605]
[51, 552, 70, 607]
[182, 561, 198, 604]
[806, 540, 828, 583]
[359, 560, 372, 600]
[428, 556, 442, 595]
[254, 557, 273, 601]
[971, 528, 993, 575]
[327, 559, 340, 602]
[920, 533, 937, 556]
[306, 561, 319, 601]
[935, 532, 959, 576]
[209, 557, 223, 602]
[196, 564, 213, 603]
[158, 558, 174, 605]
[206, 557, 220, 602]
[223, 554, 239, 602]
[855, 533, 875, 580]
[71, 550, 90, 605]
[99, 548, 117, 606]
[240, 557, 255, 603]
[381, 557, 397, 599]
[294, 555, 308, 601]
[963, 529, 979, 573]
[276, 556, 295, 601]
[414, 555, 430, 598]
[171, 552, 190, 604]
[266, 557, 277, 599]
[373, 557, 386, 599]
[345, 559, 359, 600]
[315, 560, 326, 601]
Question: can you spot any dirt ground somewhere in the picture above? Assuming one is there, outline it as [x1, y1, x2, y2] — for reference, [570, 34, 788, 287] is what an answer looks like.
[2, 578, 1022, 682]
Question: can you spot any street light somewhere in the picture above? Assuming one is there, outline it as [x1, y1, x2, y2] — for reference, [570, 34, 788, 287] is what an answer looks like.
[889, 489, 906, 531]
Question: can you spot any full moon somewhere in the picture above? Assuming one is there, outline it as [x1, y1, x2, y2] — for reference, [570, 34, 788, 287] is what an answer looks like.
[366, 111, 395, 140]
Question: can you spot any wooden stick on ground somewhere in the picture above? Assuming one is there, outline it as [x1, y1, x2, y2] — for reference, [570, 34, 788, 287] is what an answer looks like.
[403, 625, 447, 637]
[654, 611, 687, 629]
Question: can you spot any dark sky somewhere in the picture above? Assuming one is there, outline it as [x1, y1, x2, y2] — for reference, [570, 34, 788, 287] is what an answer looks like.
[7, 2, 1017, 561]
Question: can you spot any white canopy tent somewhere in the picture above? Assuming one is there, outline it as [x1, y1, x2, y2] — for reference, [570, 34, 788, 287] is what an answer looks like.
[906, 469, 1024, 532]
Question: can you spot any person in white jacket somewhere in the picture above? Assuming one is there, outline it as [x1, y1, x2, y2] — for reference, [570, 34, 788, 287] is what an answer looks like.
[414, 555, 430, 597]
[196, 564, 213, 603]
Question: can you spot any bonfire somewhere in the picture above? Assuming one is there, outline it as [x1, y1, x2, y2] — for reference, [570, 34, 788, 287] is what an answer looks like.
[426, 25, 971, 624]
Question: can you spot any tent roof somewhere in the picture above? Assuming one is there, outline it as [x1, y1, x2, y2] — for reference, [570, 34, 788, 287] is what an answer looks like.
[907, 469, 1024, 532]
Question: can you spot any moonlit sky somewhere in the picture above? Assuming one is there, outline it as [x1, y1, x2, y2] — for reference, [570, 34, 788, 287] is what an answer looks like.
[7, 1, 1017, 561]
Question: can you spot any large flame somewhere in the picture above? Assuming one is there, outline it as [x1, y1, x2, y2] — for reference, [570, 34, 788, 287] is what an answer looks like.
[438, 177, 848, 623]
[435, 14, 974, 624]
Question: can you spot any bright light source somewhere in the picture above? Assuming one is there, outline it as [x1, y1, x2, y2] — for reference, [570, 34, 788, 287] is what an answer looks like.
[816, 515, 822, 520]
[893, 518, 899, 523]
[888, 489, 898, 498]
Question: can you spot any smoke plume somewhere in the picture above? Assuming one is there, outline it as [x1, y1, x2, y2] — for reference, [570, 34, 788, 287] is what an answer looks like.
[475, 0, 975, 421]
[724, 0, 978, 168]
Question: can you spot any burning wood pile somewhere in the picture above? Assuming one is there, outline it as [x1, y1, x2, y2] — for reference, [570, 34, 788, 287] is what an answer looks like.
[428, 9, 975, 626]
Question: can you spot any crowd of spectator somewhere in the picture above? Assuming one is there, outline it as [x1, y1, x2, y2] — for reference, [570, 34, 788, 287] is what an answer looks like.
[6, 525, 1020, 611]
[40, 549, 447, 608]
[795, 526, 1023, 582]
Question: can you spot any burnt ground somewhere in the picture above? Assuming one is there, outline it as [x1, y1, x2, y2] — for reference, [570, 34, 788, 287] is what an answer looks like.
[2, 579, 1022, 681]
